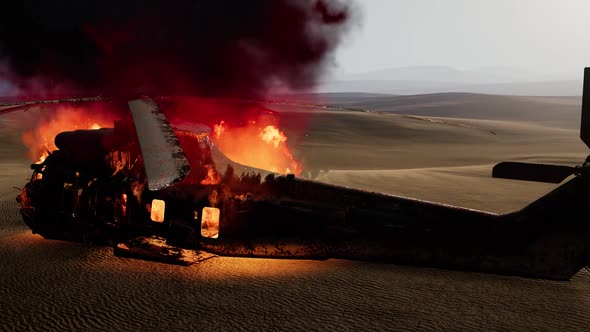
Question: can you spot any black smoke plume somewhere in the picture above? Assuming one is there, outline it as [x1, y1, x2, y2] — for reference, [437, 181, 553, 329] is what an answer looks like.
[0, 0, 352, 98]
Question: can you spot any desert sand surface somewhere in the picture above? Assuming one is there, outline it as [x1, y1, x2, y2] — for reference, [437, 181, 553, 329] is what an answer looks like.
[2, 95, 590, 331]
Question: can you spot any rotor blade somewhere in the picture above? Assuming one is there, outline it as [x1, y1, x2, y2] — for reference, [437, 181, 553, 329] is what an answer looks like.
[128, 98, 190, 191]
[492, 162, 576, 183]
[0, 96, 111, 116]
[0, 105, 27, 116]
[0, 96, 109, 107]
[581, 67, 590, 149]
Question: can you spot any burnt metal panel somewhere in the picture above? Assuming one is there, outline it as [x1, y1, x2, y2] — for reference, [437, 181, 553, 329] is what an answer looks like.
[128, 98, 190, 191]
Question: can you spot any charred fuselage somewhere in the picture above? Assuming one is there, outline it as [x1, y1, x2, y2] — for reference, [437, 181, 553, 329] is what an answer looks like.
[15, 96, 590, 280]
[17, 118, 219, 244]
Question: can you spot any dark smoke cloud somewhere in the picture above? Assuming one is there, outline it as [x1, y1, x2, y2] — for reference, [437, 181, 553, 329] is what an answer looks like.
[0, 0, 352, 98]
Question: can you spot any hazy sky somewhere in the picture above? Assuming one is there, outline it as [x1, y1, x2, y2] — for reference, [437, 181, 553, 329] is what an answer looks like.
[334, 0, 590, 78]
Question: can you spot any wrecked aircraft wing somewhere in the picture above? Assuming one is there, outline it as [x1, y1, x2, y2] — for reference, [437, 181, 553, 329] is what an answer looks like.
[128, 98, 190, 191]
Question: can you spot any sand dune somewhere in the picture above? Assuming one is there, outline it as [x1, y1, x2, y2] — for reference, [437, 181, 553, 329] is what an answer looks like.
[281, 108, 587, 213]
[2, 97, 590, 331]
[285, 93, 583, 129]
[279, 108, 585, 168]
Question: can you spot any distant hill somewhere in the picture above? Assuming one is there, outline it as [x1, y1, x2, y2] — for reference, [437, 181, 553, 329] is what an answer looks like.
[336, 66, 573, 83]
[318, 80, 581, 96]
[285, 92, 582, 129]
[325, 66, 581, 96]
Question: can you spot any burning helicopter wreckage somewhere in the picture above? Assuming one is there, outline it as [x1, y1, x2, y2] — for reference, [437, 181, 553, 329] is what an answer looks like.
[8, 68, 590, 280]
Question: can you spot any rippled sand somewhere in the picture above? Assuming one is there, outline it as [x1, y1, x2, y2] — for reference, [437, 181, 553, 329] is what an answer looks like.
[2, 101, 590, 331]
[3, 203, 590, 331]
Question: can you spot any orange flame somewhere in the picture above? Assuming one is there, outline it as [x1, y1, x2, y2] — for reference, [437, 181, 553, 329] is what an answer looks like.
[21, 106, 114, 163]
[212, 119, 302, 175]
[259, 126, 287, 148]
[214, 120, 225, 139]
[200, 164, 222, 185]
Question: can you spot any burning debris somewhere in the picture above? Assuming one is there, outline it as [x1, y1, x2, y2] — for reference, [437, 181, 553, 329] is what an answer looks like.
[16, 98, 299, 249]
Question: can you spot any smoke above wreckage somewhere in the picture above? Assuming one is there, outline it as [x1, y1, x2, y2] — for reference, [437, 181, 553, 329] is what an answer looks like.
[0, 0, 352, 98]
[4, 1, 354, 175]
